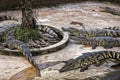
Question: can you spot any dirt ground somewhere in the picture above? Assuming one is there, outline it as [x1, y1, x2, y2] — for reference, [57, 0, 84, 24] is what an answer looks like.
[0, 1, 120, 80]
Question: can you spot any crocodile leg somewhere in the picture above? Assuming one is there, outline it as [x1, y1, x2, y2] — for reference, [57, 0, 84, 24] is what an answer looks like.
[94, 60, 107, 67]
[111, 59, 120, 68]
[103, 40, 113, 49]
[80, 65, 89, 72]
[91, 42, 97, 49]
[111, 62, 120, 68]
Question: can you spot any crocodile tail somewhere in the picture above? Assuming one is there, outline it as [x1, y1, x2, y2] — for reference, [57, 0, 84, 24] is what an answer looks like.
[19, 44, 41, 76]
[112, 30, 120, 37]
[0, 15, 18, 22]
[6, 30, 40, 76]
[39, 25, 58, 37]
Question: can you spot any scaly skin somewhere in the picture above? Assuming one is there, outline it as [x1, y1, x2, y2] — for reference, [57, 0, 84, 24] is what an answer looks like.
[0, 15, 18, 22]
[100, 7, 120, 16]
[62, 27, 120, 37]
[70, 36, 120, 49]
[38, 25, 58, 38]
[59, 51, 120, 72]
[61, 27, 81, 36]
[103, 26, 120, 30]
[6, 29, 41, 76]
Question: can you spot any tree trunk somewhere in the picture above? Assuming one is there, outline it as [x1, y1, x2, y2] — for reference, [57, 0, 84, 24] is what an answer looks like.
[21, 0, 37, 29]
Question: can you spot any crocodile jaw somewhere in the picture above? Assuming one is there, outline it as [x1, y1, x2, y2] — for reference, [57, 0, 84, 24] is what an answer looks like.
[59, 59, 81, 72]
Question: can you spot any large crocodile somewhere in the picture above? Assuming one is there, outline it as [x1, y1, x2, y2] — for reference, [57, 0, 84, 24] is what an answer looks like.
[6, 29, 41, 76]
[59, 51, 120, 72]
[62, 27, 120, 37]
[70, 36, 120, 49]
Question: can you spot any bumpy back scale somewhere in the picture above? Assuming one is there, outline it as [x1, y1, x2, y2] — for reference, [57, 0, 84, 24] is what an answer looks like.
[103, 26, 120, 30]
[62, 27, 120, 37]
[62, 27, 81, 36]
[0, 15, 18, 22]
[59, 51, 120, 72]
[38, 25, 58, 38]
[70, 36, 120, 49]
[6, 29, 40, 76]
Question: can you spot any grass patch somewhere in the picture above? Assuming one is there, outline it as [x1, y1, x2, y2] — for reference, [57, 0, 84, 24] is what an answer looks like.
[15, 27, 39, 41]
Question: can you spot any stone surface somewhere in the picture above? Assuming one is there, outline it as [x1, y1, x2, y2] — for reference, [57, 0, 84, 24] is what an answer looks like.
[0, 1, 120, 80]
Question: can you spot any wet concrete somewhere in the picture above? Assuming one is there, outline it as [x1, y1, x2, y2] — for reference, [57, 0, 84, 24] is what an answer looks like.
[0, 1, 120, 80]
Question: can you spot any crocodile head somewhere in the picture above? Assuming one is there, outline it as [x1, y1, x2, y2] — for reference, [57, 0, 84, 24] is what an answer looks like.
[70, 36, 87, 41]
[100, 6, 113, 13]
[61, 27, 81, 36]
[59, 59, 82, 72]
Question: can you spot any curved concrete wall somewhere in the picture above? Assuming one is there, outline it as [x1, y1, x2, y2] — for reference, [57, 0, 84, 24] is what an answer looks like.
[0, 0, 119, 11]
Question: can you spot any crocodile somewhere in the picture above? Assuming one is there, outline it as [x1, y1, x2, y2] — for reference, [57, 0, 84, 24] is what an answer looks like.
[62, 27, 120, 37]
[100, 7, 120, 16]
[70, 36, 120, 49]
[59, 51, 120, 72]
[6, 29, 41, 76]
[0, 15, 18, 22]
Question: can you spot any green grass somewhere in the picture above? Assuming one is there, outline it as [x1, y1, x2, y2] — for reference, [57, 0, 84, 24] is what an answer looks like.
[15, 27, 39, 41]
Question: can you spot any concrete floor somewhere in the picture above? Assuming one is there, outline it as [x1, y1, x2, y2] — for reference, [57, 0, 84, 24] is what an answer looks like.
[0, 1, 120, 80]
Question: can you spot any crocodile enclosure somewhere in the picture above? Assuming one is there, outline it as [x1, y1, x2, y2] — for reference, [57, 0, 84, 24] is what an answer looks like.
[0, 0, 120, 80]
